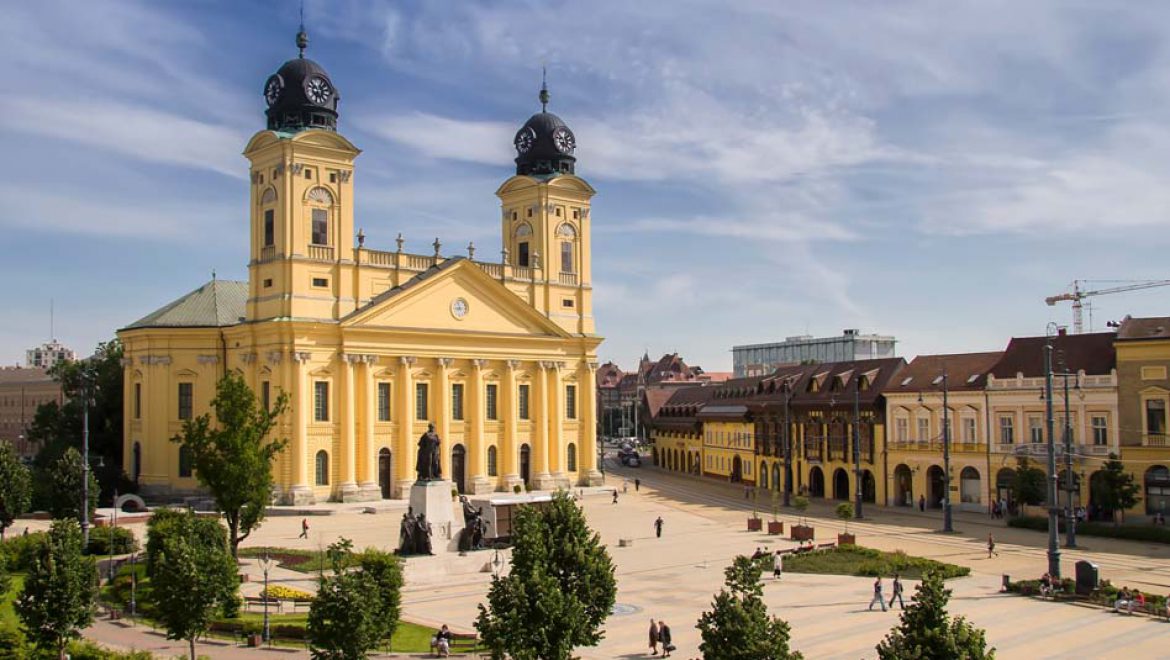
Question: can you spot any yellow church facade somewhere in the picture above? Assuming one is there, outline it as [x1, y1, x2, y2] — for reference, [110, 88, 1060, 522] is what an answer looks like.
[118, 31, 603, 503]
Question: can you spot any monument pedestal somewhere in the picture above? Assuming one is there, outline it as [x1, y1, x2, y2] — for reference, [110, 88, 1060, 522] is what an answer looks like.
[285, 485, 315, 506]
[409, 480, 463, 553]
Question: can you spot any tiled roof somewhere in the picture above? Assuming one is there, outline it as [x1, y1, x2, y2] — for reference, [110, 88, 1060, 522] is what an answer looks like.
[1117, 316, 1170, 341]
[989, 332, 1116, 378]
[888, 352, 1004, 393]
[596, 362, 624, 388]
[124, 279, 248, 330]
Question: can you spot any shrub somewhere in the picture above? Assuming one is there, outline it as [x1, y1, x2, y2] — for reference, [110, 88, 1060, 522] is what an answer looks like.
[513, 485, 522, 494]
[785, 545, 969, 580]
[85, 526, 139, 556]
[0, 532, 49, 572]
[1007, 515, 1170, 544]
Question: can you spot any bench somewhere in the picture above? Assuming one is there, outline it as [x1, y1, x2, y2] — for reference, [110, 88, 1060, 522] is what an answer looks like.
[244, 596, 283, 613]
[816, 541, 837, 550]
[432, 632, 480, 656]
[291, 600, 312, 612]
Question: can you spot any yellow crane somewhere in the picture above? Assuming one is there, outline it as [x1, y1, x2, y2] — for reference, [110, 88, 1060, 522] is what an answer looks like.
[1045, 279, 1170, 333]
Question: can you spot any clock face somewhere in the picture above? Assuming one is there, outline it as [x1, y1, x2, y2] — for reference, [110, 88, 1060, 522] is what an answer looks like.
[264, 75, 284, 106]
[451, 298, 469, 319]
[553, 128, 576, 154]
[305, 76, 333, 104]
[514, 127, 536, 154]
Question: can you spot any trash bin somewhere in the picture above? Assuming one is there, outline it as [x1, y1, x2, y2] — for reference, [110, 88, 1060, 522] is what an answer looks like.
[1075, 561, 1098, 596]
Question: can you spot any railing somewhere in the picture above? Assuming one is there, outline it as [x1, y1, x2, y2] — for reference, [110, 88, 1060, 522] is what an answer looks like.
[260, 245, 277, 261]
[308, 245, 334, 261]
[406, 254, 432, 270]
[512, 266, 532, 281]
[478, 262, 503, 278]
[1144, 434, 1169, 447]
[803, 437, 823, 462]
[558, 272, 578, 286]
[995, 443, 1016, 454]
[1081, 444, 1112, 456]
[366, 249, 395, 266]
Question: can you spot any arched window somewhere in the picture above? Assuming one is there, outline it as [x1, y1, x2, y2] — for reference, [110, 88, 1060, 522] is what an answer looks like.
[178, 445, 193, 478]
[514, 223, 532, 267]
[306, 187, 333, 246]
[315, 450, 330, 486]
[567, 443, 577, 472]
[487, 445, 498, 476]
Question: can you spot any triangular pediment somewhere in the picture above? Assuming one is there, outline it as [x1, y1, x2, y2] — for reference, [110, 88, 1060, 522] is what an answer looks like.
[342, 258, 572, 339]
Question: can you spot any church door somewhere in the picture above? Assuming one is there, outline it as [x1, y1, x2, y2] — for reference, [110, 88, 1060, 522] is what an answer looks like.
[520, 444, 531, 486]
[452, 444, 467, 494]
[378, 448, 392, 499]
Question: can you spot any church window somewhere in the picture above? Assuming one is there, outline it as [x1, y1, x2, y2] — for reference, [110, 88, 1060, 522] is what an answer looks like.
[567, 443, 577, 471]
[178, 445, 193, 478]
[452, 383, 464, 420]
[312, 277, 328, 288]
[518, 242, 530, 268]
[562, 298, 574, 308]
[314, 381, 329, 422]
[566, 385, 577, 420]
[263, 279, 273, 288]
[329, 172, 337, 183]
[134, 383, 141, 419]
[178, 382, 193, 420]
[486, 384, 499, 420]
[415, 383, 429, 420]
[377, 383, 391, 421]
[561, 241, 573, 273]
[487, 446, 498, 476]
[261, 381, 270, 411]
[263, 209, 275, 247]
[518, 384, 531, 420]
[315, 450, 329, 485]
[304, 168, 312, 179]
[260, 187, 277, 204]
[572, 209, 579, 220]
[311, 208, 328, 245]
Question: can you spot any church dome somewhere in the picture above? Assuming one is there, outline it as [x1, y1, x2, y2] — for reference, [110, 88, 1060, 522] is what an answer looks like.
[263, 29, 340, 133]
[514, 80, 576, 176]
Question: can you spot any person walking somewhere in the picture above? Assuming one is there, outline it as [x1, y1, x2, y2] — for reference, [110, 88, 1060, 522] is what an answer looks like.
[888, 573, 905, 609]
[659, 621, 674, 657]
[654, 516, 664, 538]
[635, 478, 641, 492]
[648, 618, 660, 655]
[613, 489, 619, 504]
[299, 518, 309, 539]
[987, 533, 998, 558]
[868, 576, 888, 611]
[623, 478, 629, 494]
[773, 550, 783, 580]
[918, 494, 926, 512]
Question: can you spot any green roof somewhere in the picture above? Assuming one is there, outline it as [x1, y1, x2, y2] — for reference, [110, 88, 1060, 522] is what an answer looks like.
[124, 279, 248, 330]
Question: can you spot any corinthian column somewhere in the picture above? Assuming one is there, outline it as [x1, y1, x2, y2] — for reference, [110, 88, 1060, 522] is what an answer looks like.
[468, 359, 493, 493]
[580, 360, 603, 485]
[394, 356, 416, 498]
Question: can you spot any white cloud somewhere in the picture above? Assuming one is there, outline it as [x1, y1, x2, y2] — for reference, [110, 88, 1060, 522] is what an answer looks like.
[356, 113, 514, 166]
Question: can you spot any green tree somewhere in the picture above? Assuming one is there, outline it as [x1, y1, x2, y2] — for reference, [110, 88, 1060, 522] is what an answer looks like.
[357, 547, 404, 642]
[308, 539, 383, 660]
[150, 512, 238, 660]
[16, 519, 98, 659]
[697, 555, 803, 660]
[43, 448, 99, 527]
[836, 502, 854, 535]
[476, 491, 617, 660]
[172, 372, 289, 558]
[1011, 458, 1047, 508]
[0, 440, 32, 540]
[876, 570, 994, 660]
[1090, 453, 1141, 526]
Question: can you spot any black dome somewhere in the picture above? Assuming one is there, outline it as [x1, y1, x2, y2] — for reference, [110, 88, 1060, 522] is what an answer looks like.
[263, 31, 340, 133]
[513, 83, 576, 176]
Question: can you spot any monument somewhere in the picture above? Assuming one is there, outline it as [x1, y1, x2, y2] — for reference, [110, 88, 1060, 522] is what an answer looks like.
[404, 423, 463, 554]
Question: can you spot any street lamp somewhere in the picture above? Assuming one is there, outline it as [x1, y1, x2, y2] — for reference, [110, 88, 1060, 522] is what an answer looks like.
[1043, 323, 1062, 579]
[260, 552, 273, 645]
[1048, 353, 1080, 549]
[129, 552, 138, 620]
[79, 366, 97, 548]
[781, 380, 793, 508]
[919, 370, 953, 532]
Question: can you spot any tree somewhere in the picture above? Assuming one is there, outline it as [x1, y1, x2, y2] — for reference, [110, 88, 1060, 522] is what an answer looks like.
[43, 448, 99, 526]
[308, 539, 392, 660]
[0, 440, 32, 540]
[150, 512, 238, 660]
[836, 502, 854, 534]
[1091, 453, 1141, 526]
[876, 570, 994, 660]
[697, 555, 803, 660]
[16, 519, 98, 659]
[172, 371, 289, 558]
[1012, 458, 1047, 509]
[476, 491, 617, 660]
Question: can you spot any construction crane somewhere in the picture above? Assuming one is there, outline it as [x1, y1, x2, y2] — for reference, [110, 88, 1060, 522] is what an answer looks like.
[1046, 279, 1170, 333]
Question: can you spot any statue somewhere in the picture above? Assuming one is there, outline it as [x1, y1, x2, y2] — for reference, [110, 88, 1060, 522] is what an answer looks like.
[414, 513, 433, 555]
[397, 507, 417, 555]
[415, 423, 442, 481]
[458, 496, 491, 552]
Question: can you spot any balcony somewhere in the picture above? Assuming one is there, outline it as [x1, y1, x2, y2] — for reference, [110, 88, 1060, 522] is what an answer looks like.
[1080, 443, 1112, 456]
[1144, 434, 1169, 447]
[558, 272, 578, 286]
[406, 254, 431, 270]
[512, 266, 533, 281]
[365, 249, 394, 266]
[259, 245, 277, 261]
[478, 262, 503, 278]
[308, 245, 334, 261]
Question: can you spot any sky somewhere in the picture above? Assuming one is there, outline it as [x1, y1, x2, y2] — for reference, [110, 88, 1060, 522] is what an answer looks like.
[3, 0, 1170, 371]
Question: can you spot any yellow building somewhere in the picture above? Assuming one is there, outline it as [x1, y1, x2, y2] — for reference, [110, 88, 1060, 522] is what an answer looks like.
[118, 30, 603, 503]
[700, 419, 758, 484]
[1116, 316, 1170, 519]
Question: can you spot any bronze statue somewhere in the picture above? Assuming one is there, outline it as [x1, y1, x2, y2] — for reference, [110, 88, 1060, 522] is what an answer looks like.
[414, 513, 433, 555]
[398, 507, 416, 554]
[415, 423, 442, 481]
[458, 495, 491, 552]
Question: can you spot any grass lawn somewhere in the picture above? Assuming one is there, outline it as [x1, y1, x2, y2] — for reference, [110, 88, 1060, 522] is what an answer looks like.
[1, 574, 23, 631]
[783, 545, 970, 580]
[208, 612, 438, 652]
[238, 546, 348, 574]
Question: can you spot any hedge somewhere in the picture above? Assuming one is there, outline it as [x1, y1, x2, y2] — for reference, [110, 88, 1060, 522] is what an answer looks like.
[783, 545, 970, 580]
[0, 532, 48, 572]
[85, 526, 139, 556]
[1007, 515, 1170, 544]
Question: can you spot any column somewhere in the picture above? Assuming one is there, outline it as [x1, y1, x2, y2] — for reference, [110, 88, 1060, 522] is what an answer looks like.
[359, 356, 380, 499]
[503, 360, 521, 491]
[532, 361, 556, 490]
[436, 357, 453, 480]
[548, 362, 566, 487]
[394, 356, 416, 498]
[468, 359, 492, 493]
[287, 351, 313, 504]
[338, 354, 360, 501]
[580, 361, 603, 485]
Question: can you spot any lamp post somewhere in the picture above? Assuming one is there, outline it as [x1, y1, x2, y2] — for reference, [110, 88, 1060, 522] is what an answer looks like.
[1055, 359, 1078, 549]
[1043, 323, 1062, 579]
[129, 552, 137, 620]
[918, 370, 953, 532]
[80, 366, 96, 548]
[852, 381, 864, 519]
[782, 381, 793, 508]
[260, 552, 273, 645]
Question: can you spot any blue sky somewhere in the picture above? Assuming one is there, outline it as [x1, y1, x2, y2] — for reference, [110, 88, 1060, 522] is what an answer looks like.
[4, 1, 1169, 371]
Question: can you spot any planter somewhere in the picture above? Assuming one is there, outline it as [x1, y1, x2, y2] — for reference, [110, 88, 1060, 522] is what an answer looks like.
[238, 573, 250, 583]
[747, 517, 763, 532]
[767, 521, 784, 535]
[247, 633, 263, 648]
[790, 524, 815, 541]
[837, 532, 856, 545]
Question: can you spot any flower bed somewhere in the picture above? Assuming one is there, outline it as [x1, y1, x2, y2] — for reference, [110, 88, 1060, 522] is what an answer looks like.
[260, 585, 314, 601]
[784, 545, 969, 579]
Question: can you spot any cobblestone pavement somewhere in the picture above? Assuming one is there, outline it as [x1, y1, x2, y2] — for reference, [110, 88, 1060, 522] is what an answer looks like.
[77, 454, 1170, 658]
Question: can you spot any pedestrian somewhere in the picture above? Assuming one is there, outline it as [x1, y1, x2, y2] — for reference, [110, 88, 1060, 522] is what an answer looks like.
[654, 516, 664, 538]
[613, 489, 619, 504]
[773, 550, 783, 579]
[888, 573, 905, 609]
[918, 494, 926, 512]
[648, 618, 659, 655]
[433, 624, 452, 657]
[623, 478, 629, 494]
[299, 518, 309, 539]
[635, 478, 641, 492]
[868, 576, 888, 611]
[22, 527, 29, 537]
[987, 533, 998, 558]
[659, 621, 674, 657]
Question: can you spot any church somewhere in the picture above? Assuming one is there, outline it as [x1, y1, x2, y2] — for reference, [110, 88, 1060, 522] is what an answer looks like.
[118, 28, 604, 504]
